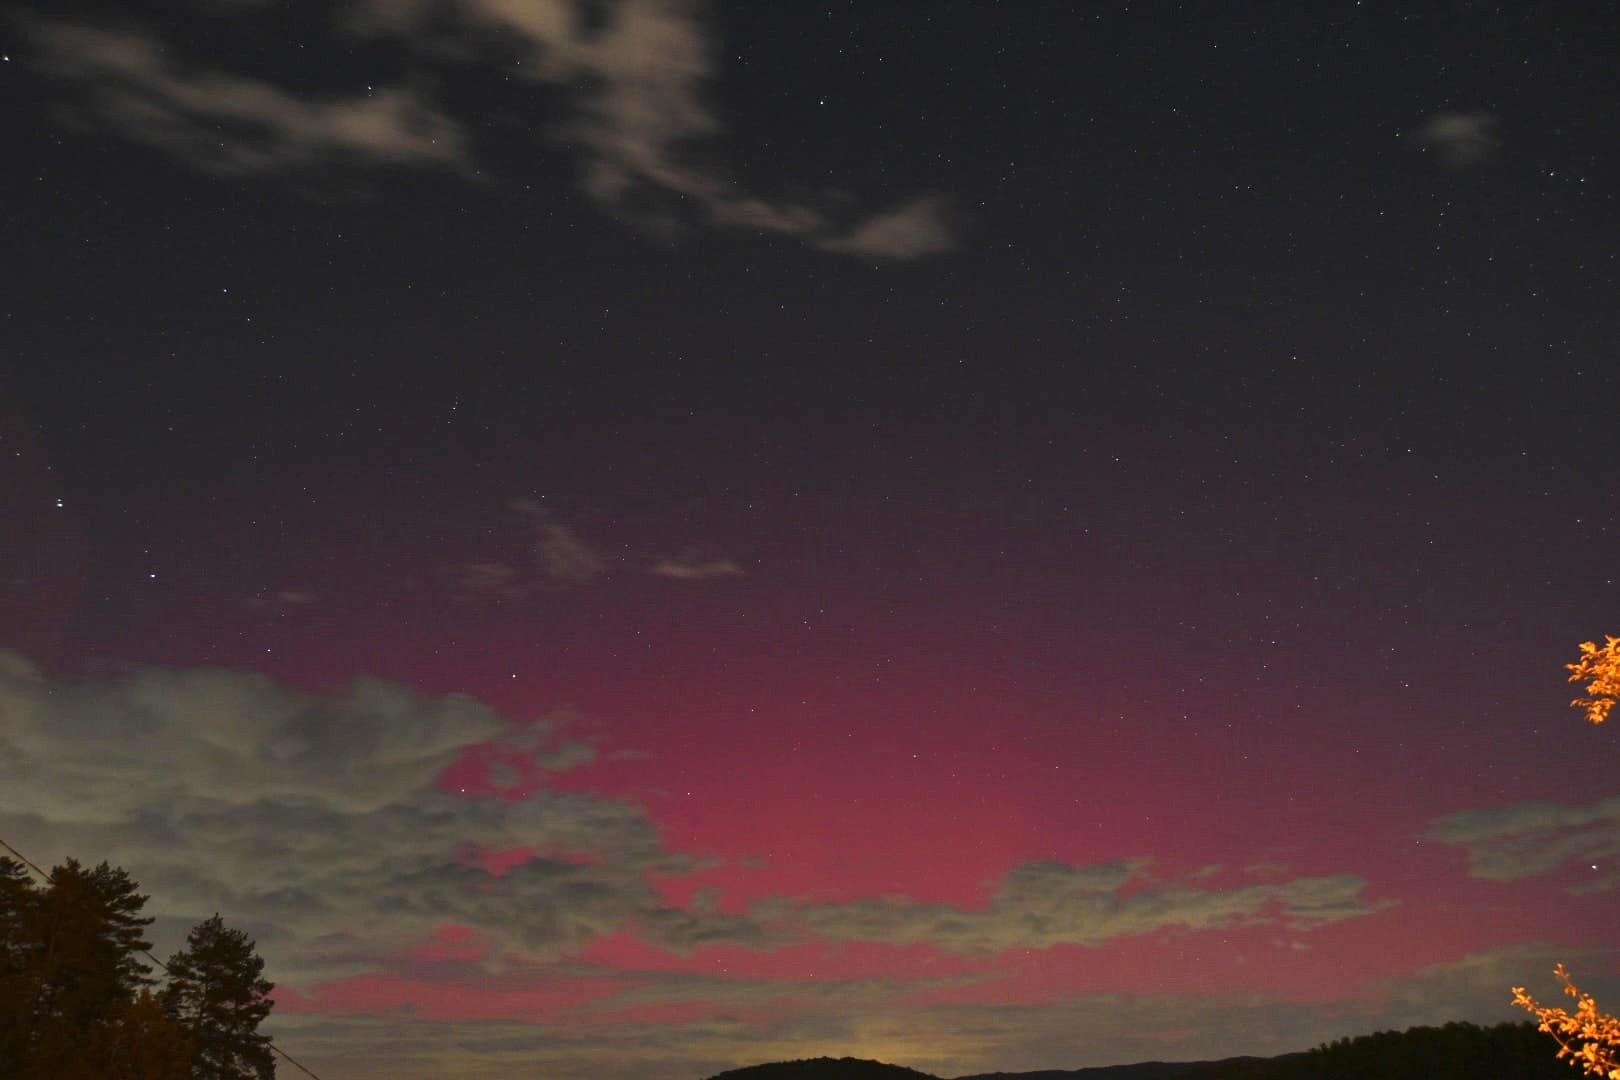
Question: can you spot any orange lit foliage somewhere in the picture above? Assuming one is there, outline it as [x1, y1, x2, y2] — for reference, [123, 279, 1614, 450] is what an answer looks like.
[1568, 636, 1620, 725]
[1510, 639, 1620, 1076]
[1514, 965, 1620, 1080]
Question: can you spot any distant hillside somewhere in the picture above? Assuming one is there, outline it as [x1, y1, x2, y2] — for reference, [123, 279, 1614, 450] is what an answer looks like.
[956, 1060, 1287, 1080]
[707, 1057, 940, 1079]
[707, 1021, 1567, 1080]
[1190, 1021, 1568, 1080]
[958, 1022, 1562, 1080]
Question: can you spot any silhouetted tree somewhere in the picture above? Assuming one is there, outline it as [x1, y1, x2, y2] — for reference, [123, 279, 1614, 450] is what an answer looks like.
[0, 855, 42, 1062]
[0, 858, 156, 1074]
[161, 914, 276, 1079]
[85, 989, 196, 1080]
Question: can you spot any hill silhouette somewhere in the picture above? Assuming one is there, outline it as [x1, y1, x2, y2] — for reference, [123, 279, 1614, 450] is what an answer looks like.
[957, 1060, 1287, 1080]
[709, 1021, 1566, 1080]
[707, 1057, 940, 1079]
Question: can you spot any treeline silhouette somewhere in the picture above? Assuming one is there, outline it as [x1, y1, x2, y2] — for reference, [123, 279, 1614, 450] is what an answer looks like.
[713, 1021, 1570, 1080]
[1193, 1021, 1571, 1080]
[1, 855, 276, 1079]
[710, 1059, 940, 1079]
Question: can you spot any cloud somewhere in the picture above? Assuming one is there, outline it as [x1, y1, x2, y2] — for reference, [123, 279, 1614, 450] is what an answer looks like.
[786, 858, 1393, 954]
[346, 0, 849, 242]
[1410, 110, 1498, 167]
[1423, 794, 1620, 890]
[0, 652, 762, 982]
[647, 551, 744, 581]
[457, 503, 748, 597]
[0, 651, 1393, 988]
[456, 501, 609, 599]
[537, 738, 598, 772]
[1371, 942, 1620, 1029]
[243, 589, 318, 611]
[508, 498, 609, 588]
[455, 561, 526, 601]
[21, 2, 954, 256]
[814, 195, 956, 259]
[23, 18, 471, 174]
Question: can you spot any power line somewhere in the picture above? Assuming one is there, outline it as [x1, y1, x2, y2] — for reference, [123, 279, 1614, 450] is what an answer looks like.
[0, 835, 328, 1080]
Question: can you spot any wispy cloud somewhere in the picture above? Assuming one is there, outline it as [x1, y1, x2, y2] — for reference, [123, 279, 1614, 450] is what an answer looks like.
[456, 500, 609, 600]
[507, 498, 609, 588]
[647, 551, 744, 581]
[0, 651, 759, 984]
[242, 588, 319, 611]
[1410, 110, 1498, 167]
[814, 195, 956, 259]
[785, 858, 1392, 954]
[24, 19, 471, 174]
[20, 2, 956, 256]
[1424, 794, 1620, 891]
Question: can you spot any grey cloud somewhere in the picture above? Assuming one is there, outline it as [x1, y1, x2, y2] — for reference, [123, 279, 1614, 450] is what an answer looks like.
[1372, 942, 1620, 1029]
[0, 653, 764, 982]
[1411, 110, 1498, 167]
[26, 2, 954, 256]
[1423, 794, 1620, 889]
[24, 18, 471, 174]
[537, 738, 597, 771]
[350, 0, 848, 243]
[457, 501, 609, 599]
[508, 497, 610, 588]
[459, 504, 747, 595]
[788, 858, 1393, 954]
[455, 561, 525, 601]
[647, 551, 744, 581]
[814, 195, 956, 259]
[242, 589, 318, 611]
[0, 652, 505, 819]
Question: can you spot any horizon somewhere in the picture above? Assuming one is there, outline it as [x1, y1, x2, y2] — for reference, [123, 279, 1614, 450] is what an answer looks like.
[3, 1, 1617, 1077]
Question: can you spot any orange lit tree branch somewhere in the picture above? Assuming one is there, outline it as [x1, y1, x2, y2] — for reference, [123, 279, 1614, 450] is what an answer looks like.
[1509, 638, 1620, 1077]
[1513, 964, 1620, 1079]
[1568, 635, 1620, 725]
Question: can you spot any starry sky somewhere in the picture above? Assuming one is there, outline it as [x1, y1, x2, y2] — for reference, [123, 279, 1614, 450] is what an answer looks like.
[2, 2, 1618, 1078]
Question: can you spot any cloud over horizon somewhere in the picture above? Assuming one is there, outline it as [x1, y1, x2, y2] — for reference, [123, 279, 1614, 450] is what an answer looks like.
[1, 651, 1396, 988]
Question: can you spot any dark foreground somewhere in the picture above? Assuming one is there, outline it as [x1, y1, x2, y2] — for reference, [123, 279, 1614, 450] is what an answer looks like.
[707, 1020, 1568, 1080]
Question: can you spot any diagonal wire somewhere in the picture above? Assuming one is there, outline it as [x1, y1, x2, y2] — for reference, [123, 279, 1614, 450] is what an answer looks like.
[1, 835, 327, 1079]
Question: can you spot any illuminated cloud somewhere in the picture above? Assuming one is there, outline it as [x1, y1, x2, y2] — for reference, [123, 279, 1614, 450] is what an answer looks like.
[787, 858, 1393, 954]
[0, 653, 758, 981]
[243, 589, 319, 611]
[648, 551, 744, 580]
[456, 501, 609, 599]
[508, 497, 610, 588]
[814, 195, 956, 259]
[455, 561, 525, 602]
[0, 651, 1393, 995]
[23, 19, 470, 174]
[1411, 110, 1498, 167]
[1423, 794, 1620, 891]
[22, 1, 954, 255]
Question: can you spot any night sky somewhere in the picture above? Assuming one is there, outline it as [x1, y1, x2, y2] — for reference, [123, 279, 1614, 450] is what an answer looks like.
[3, 2, 1618, 1078]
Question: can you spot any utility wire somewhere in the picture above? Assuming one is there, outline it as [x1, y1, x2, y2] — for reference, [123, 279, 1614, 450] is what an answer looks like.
[0, 835, 328, 1080]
